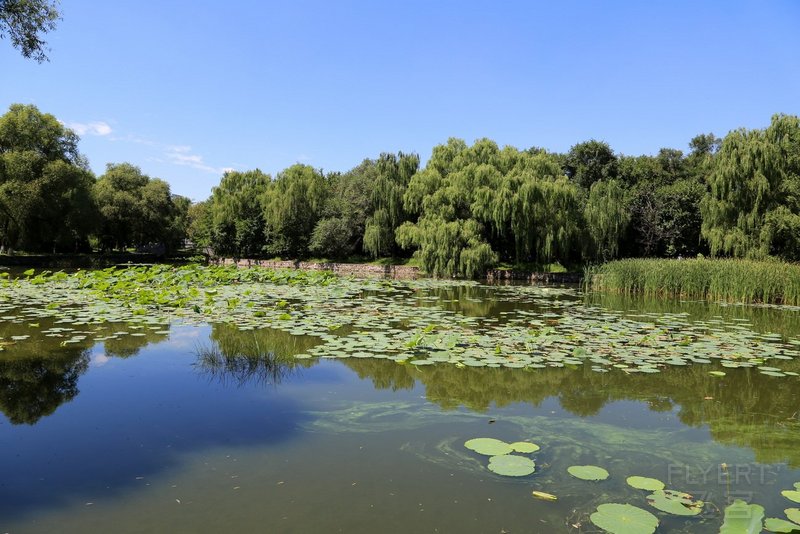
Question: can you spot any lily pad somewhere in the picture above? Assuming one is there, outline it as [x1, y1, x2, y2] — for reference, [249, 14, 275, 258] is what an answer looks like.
[764, 518, 800, 533]
[567, 465, 609, 481]
[709, 370, 726, 377]
[784, 491, 800, 504]
[589, 503, 659, 534]
[787, 509, 800, 525]
[464, 438, 513, 456]
[510, 441, 540, 453]
[487, 454, 536, 477]
[646, 489, 703, 516]
[626, 476, 665, 491]
[720, 499, 764, 534]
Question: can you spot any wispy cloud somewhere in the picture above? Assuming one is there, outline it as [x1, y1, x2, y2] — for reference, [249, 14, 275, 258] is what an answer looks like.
[67, 121, 113, 136]
[164, 145, 222, 174]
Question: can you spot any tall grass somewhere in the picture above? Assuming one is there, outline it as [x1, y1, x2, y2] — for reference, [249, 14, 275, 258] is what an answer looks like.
[586, 258, 800, 306]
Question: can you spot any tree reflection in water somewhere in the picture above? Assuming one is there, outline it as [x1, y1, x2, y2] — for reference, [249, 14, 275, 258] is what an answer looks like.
[194, 323, 318, 387]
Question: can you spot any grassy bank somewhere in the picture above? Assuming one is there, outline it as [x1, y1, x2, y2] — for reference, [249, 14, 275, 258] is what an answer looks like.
[586, 258, 800, 305]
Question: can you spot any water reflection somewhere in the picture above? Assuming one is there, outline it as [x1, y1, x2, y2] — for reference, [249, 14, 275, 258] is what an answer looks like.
[0, 350, 88, 424]
[193, 324, 318, 387]
[0, 317, 168, 424]
[343, 357, 800, 466]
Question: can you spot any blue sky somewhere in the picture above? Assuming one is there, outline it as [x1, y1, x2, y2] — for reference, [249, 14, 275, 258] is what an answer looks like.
[3, 0, 799, 201]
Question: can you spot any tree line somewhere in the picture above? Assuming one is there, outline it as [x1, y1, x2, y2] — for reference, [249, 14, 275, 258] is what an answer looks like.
[0, 104, 189, 254]
[3, 103, 799, 275]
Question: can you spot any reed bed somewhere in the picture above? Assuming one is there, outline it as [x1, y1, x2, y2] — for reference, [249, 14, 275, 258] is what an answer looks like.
[586, 258, 800, 305]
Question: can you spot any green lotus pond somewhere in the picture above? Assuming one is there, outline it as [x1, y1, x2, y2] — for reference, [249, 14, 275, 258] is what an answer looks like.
[1, 265, 799, 532]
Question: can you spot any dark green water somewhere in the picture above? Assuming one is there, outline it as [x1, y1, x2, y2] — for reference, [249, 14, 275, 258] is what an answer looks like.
[1, 283, 799, 533]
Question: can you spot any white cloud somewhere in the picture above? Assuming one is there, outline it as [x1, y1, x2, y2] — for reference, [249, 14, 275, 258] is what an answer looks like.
[164, 145, 223, 174]
[67, 121, 113, 136]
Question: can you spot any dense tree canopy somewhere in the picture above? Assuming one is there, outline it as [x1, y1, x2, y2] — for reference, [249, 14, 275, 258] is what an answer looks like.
[261, 164, 326, 258]
[3, 102, 798, 277]
[701, 114, 800, 260]
[0, 0, 60, 62]
[207, 169, 271, 258]
[94, 163, 186, 252]
[0, 104, 95, 252]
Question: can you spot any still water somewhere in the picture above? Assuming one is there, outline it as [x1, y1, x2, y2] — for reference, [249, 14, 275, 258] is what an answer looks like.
[1, 280, 799, 533]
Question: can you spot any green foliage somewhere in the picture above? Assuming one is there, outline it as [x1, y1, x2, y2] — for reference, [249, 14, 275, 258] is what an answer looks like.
[701, 114, 800, 259]
[0, 0, 60, 62]
[363, 152, 419, 258]
[588, 257, 800, 305]
[261, 164, 327, 258]
[0, 104, 96, 252]
[94, 163, 181, 252]
[208, 169, 270, 258]
[310, 159, 375, 258]
[564, 139, 618, 189]
[584, 179, 630, 261]
[400, 139, 587, 276]
[396, 217, 497, 278]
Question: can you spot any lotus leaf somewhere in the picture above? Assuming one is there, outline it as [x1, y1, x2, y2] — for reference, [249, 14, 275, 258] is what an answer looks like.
[589, 503, 658, 534]
[784, 491, 800, 504]
[646, 489, 703, 516]
[787, 510, 800, 525]
[720, 499, 764, 534]
[626, 476, 665, 491]
[510, 441, 540, 453]
[764, 518, 800, 533]
[567, 465, 609, 481]
[487, 454, 535, 477]
[464, 438, 513, 456]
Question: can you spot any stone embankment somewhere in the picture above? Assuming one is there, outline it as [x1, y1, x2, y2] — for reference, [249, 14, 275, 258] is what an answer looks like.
[214, 258, 422, 279]
[214, 258, 582, 284]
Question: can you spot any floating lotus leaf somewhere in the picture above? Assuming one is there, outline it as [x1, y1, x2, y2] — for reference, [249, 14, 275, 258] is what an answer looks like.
[720, 499, 764, 533]
[787, 509, 800, 525]
[589, 503, 658, 534]
[709, 371, 726, 377]
[510, 441, 540, 453]
[764, 518, 800, 533]
[783, 491, 800, 504]
[487, 454, 535, 477]
[646, 489, 703, 516]
[567, 465, 609, 481]
[464, 438, 513, 456]
[626, 476, 665, 491]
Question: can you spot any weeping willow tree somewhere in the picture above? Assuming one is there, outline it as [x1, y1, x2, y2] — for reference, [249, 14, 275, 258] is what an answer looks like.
[701, 114, 800, 259]
[363, 152, 419, 258]
[398, 139, 503, 276]
[471, 151, 582, 264]
[207, 169, 271, 258]
[396, 217, 497, 278]
[584, 179, 630, 261]
[261, 164, 327, 258]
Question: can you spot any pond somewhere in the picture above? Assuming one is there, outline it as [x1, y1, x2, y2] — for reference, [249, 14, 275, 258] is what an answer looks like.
[1, 266, 799, 533]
